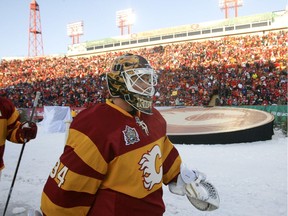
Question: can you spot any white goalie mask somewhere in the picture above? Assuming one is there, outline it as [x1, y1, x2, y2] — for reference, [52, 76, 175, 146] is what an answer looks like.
[106, 54, 157, 114]
[121, 68, 157, 97]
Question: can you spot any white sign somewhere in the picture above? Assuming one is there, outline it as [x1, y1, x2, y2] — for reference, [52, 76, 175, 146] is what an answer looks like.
[67, 21, 84, 36]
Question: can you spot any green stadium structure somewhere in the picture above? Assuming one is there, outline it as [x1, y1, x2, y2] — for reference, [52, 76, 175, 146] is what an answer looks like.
[67, 10, 288, 57]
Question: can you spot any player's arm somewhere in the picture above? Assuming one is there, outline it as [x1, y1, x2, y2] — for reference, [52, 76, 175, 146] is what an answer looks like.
[41, 129, 108, 216]
[161, 135, 220, 211]
[161, 136, 182, 184]
[5, 101, 22, 143]
[5, 100, 37, 144]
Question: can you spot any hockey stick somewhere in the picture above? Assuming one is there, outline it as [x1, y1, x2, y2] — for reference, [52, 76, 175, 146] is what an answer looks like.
[2, 91, 41, 216]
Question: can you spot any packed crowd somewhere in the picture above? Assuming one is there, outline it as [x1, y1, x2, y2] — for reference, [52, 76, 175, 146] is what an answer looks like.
[0, 30, 287, 108]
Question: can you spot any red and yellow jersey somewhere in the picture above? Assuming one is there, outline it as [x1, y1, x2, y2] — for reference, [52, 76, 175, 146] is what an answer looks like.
[41, 100, 182, 216]
[0, 97, 23, 171]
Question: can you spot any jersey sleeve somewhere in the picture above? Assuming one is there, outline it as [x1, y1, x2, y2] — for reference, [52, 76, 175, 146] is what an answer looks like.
[162, 136, 182, 184]
[0, 97, 22, 170]
[41, 108, 108, 216]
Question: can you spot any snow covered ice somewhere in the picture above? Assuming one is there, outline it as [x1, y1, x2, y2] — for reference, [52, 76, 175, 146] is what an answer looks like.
[11, 207, 25, 214]
[0, 125, 287, 216]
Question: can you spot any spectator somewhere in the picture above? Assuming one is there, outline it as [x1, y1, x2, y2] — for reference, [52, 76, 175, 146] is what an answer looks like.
[0, 30, 287, 107]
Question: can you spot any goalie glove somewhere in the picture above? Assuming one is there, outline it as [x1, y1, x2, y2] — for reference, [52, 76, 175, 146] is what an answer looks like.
[169, 165, 220, 211]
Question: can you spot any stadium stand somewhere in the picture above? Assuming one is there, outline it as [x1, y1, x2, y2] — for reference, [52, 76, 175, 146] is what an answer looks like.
[0, 10, 287, 111]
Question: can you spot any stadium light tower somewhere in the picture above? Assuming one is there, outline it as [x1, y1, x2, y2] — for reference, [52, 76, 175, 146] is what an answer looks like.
[219, 0, 243, 19]
[28, 0, 44, 57]
[116, 9, 135, 35]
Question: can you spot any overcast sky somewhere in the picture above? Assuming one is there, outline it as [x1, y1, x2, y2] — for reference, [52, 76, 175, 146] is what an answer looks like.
[0, 0, 287, 59]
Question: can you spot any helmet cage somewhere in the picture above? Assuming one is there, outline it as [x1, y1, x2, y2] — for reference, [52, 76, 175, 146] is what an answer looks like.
[121, 68, 157, 97]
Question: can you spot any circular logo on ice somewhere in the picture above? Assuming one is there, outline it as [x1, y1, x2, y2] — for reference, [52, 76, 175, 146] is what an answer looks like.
[138, 145, 163, 190]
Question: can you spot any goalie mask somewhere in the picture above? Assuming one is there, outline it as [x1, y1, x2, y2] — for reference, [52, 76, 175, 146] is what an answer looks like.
[106, 54, 157, 114]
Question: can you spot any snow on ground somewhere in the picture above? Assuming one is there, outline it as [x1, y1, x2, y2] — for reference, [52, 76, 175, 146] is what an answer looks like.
[0, 125, 287, 216]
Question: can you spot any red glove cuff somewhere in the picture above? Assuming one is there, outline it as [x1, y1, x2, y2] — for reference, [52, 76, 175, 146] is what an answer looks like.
[18, 122, 38, 143]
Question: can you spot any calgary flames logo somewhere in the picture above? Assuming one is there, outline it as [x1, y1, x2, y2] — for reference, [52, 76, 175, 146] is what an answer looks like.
[138, 145, 163, 190]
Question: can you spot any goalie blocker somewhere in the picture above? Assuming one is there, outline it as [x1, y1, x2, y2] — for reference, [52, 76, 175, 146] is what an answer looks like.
[169, 165, 220, 211]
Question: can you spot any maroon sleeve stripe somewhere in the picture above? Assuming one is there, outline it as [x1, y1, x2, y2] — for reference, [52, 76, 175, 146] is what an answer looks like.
[61, 145, 105, 180]
[43, 177, 96, 208]
[162, 147, 179, 175]
[15, 127, 24, 143]
[0, 145, 5, 169]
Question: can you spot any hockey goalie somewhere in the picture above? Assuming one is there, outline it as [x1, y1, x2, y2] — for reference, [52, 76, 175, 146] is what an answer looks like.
[40, 54, 219, 216]
[169, 164, 220, 211]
